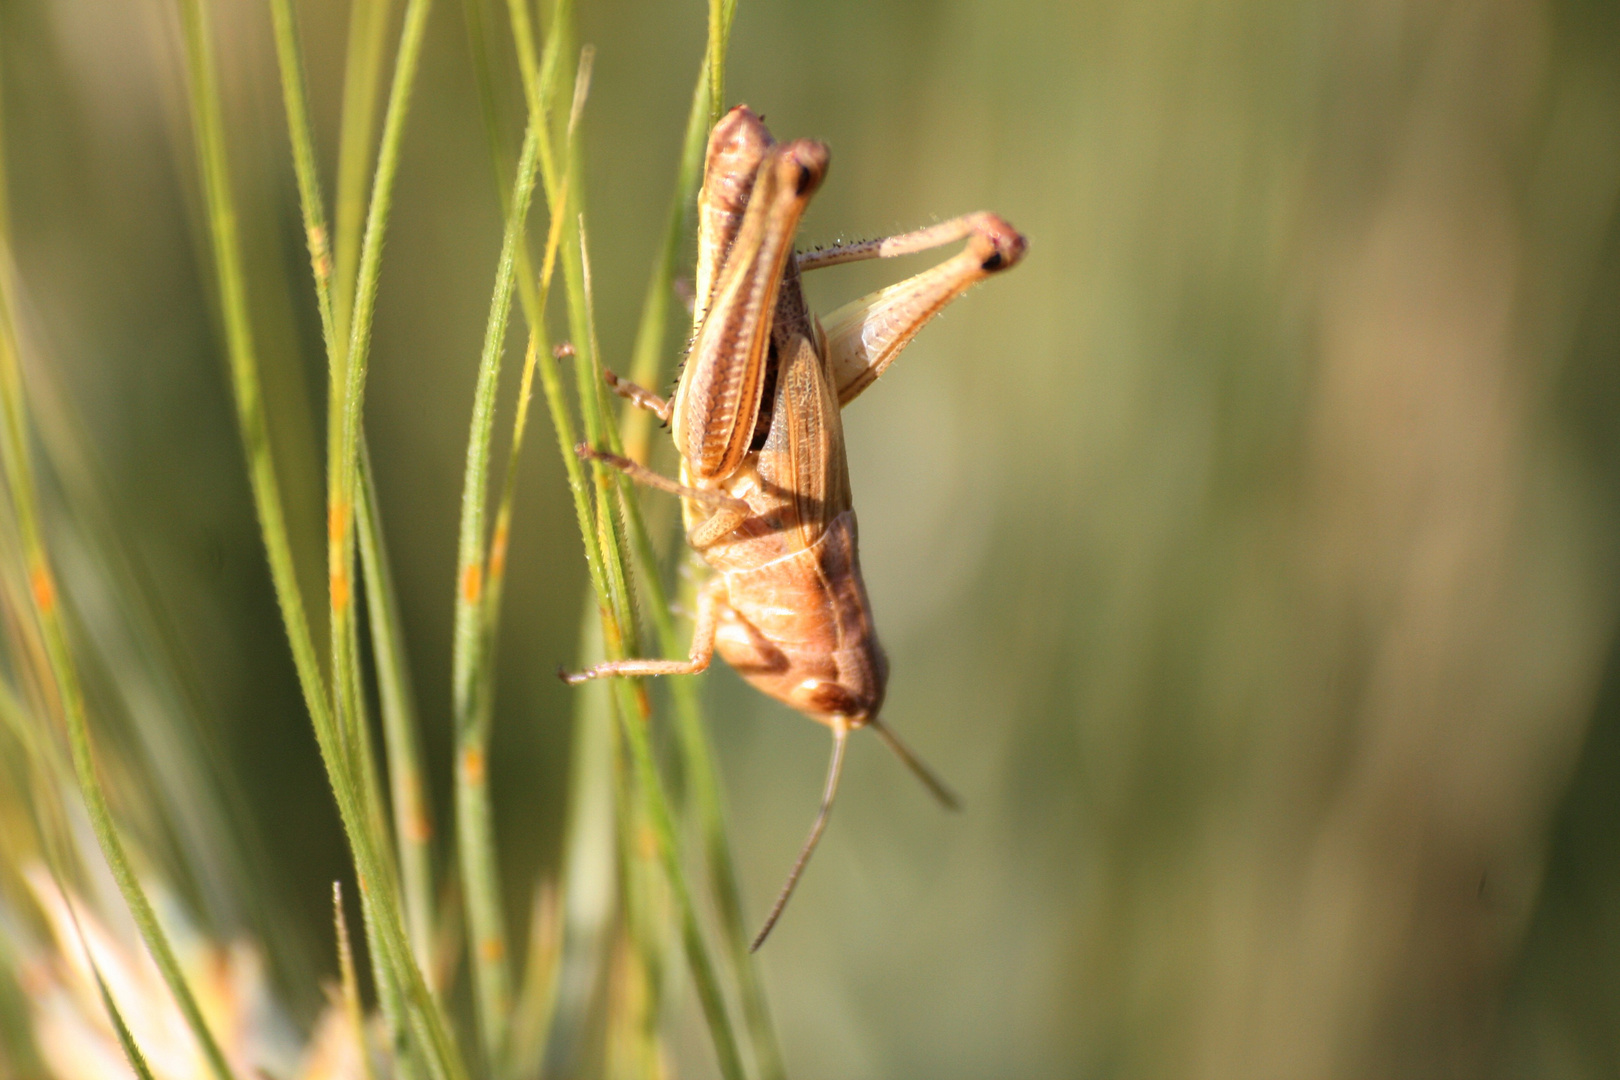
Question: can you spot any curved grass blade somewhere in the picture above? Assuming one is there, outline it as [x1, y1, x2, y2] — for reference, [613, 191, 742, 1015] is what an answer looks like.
[327, 0, 434, 849]
[575, 218, 747, 1080]
[0, 322, 237, 1080]
[357, 442, 438, 975]
[484, 2, 765, 1075]
[191, 2, 468, 1077]
[267, 0, 439, 986]
[452, 93, 546, 1065]
[605, 1, 783, 1071]
[334, 882, 379, 1080]
[78, 918, 161, 1080]
[620, 0, 739, 463]
[178, 0, 331, 794]
[333, 0, 399, 343]
[0, 65, 237, 1080]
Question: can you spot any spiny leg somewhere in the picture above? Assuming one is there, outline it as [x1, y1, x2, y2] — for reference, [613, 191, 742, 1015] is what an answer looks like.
[796, 212, 1022, 272]
[559, 576, 724, 683]
[752, 716, 850, 951]
[575, 444, 750, 543]
[603, 368, 671, 423]
[866, 716, 961, 811]
[801, 213, 1027, 406]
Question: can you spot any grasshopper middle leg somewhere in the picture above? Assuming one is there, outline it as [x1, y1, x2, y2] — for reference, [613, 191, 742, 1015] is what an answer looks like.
[560, 576, 727, 684]
[575, 444, 751, 544]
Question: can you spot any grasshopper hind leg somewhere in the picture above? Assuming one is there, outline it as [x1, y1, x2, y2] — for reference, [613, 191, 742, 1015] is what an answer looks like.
[803, 213, 1028, 406]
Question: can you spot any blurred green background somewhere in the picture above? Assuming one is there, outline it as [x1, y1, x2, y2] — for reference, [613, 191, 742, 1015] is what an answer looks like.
[5, 0, 1620, 1076]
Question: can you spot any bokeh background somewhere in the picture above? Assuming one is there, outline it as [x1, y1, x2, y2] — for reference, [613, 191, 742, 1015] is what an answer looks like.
[4, 0, 1620, 1076]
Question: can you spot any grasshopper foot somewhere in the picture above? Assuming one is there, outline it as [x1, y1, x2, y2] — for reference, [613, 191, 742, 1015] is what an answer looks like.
[558, 664, 599, 686]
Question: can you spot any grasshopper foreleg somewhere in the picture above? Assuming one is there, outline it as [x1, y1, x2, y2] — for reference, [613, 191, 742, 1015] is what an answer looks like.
[560, 576, 725, 684]
[603, 368, 672, 423]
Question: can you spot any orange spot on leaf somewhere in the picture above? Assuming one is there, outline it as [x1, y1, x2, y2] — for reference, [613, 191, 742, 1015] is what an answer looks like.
[404, 811, 433, 844]
[307, 225, 332, 280]
[29, 563, 55, 614]
[489, 523, 510, 580]
[479, 936, 506, 963]
[461, 746, 486, 785]
[328, 499, 350, 544]
[461, 562, 483, 605]
[330, 571, 351, 612]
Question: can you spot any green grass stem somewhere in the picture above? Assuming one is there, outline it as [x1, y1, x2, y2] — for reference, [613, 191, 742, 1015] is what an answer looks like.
[512, 0, 771, 1072]
[328, 0, 432, 838]
[600, 4, 783, 1070]
[571, 213, 747, 1080]
[178, 0, 332, 799]
[452, 95, 546, 1066]
[89, 951, 160, 1080]
[335, 882, 380, 1080]
[0, 263, 238, 1080]
[333, 0, 399, 344]
[356, 443, 438, 976]
[0, 13, 261, 1080]
[620, 0, 737, 462]
[268, 0, 439, 984]
[184, 2, 468, 1076]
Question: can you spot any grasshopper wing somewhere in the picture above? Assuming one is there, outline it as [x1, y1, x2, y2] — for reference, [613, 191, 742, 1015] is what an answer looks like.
[766, 331, 853, 548]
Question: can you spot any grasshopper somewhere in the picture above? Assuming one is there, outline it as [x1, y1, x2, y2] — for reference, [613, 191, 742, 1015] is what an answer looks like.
[566, 106, 1026, 947]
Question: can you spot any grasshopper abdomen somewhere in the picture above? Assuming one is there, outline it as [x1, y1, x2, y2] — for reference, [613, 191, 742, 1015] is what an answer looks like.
[714, 510, 888, 725]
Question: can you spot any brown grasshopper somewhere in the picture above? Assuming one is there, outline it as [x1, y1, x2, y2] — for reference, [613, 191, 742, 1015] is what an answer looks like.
[565, 106, 1026, 948]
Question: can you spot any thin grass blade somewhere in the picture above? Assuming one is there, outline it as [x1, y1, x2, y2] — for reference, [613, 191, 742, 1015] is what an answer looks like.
[608, 0, 783, 1069]
[187, 1, 467, 1075]
[334, 0, 399, 342]
[0, 65, 237, 1080]
[334, 882, 379, 1080]
[573, 208, 748, 1080]
[356, 443, 438, 975]
[621, 0, 739, 462]
[452, 92, 547, 1066]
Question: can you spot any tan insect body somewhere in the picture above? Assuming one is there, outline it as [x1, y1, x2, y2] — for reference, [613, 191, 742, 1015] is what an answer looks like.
[567, 106, 1026, 947]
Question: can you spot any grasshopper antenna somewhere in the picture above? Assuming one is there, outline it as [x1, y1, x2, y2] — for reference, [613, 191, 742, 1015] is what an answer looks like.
[866, 716, 961, 811]
[752, 719, 850, 951]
